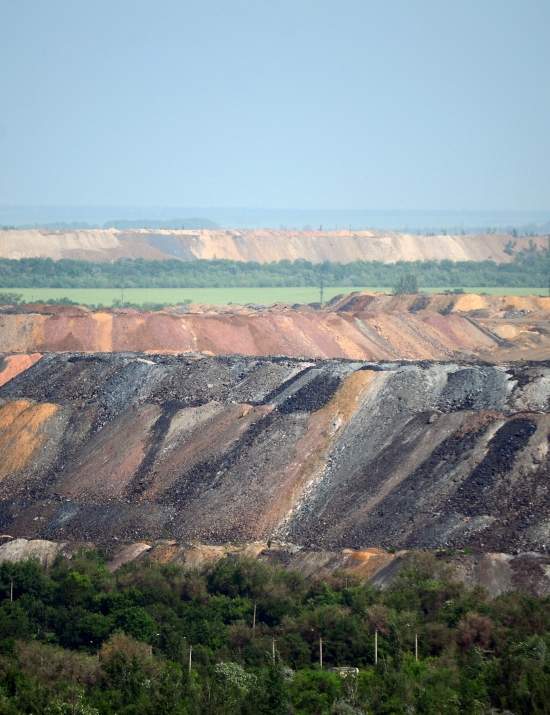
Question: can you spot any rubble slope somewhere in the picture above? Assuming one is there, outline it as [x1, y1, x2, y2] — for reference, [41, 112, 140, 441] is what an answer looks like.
[2, 538, 549, 596]
[0, 353, 547, 552]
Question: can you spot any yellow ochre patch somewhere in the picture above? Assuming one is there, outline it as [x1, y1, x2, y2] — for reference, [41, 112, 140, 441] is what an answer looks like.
[0, 400, 59, 479]
[321, 369, 378, 426]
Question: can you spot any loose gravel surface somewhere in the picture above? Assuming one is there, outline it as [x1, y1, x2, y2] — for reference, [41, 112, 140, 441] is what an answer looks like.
[0, 353, 548, 552]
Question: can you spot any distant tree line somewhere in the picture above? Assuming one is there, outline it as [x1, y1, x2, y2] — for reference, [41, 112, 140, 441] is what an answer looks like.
[0, 249, 548, 289]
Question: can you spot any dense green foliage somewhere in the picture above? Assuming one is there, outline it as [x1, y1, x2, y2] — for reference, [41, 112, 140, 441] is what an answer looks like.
[0, 247, 548, 290]
[0, 552, 548, 713]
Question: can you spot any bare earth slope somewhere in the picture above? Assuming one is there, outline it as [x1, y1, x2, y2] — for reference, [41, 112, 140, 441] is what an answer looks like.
[1, 228, 546, 262]
[0, 353, 548, 553]
[1, 293, 549, 361]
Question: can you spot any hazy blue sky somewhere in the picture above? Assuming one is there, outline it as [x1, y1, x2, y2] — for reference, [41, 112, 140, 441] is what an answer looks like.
[1, 0, 549, 211]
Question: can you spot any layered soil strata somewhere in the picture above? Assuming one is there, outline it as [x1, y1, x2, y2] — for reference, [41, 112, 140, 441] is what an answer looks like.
[327, 291, 550, 315]
[1, 292, 549, 360]
[0, 228, 546, 262]
[0, 353, 547, 552]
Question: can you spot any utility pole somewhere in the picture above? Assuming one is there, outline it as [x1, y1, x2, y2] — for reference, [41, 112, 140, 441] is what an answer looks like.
[252, 602, 256, 634]
[10, 578, 13, 602]
[188, 644, 193, 674]
[415, 633, 418, 662]
[374, 630, 378, 666]
[319, 636, 323, 669]
[120, 262, 126, 306]
[272, 637, 276, 664]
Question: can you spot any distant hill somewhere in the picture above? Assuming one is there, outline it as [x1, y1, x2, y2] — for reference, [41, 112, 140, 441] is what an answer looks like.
[103, 218, 219, 229]
[2, 206, 550, 232]
[1, 218, 219, 230]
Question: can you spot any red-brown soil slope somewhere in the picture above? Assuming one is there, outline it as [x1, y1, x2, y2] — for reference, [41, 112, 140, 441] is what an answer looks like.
[0, 228, 546, 262]
[1, 293, 548, 361]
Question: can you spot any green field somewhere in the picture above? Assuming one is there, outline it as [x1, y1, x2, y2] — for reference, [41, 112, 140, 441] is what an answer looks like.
[7, 286, 548, 307]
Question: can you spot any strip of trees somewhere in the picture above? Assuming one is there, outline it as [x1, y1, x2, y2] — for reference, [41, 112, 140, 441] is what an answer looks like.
[0, 248, 548, 289]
